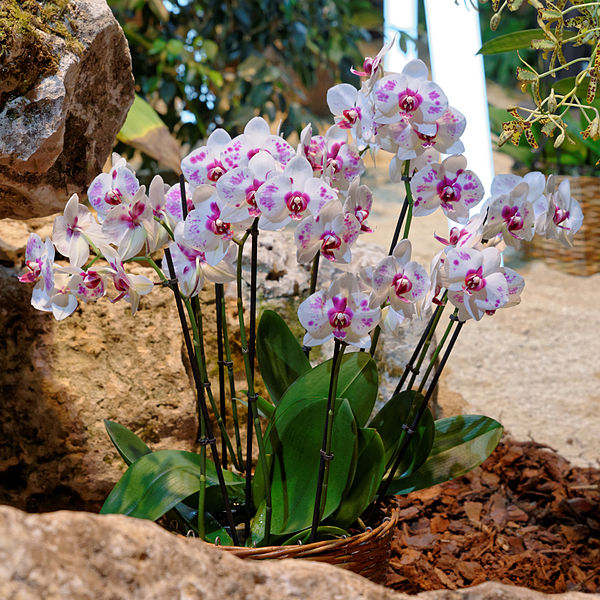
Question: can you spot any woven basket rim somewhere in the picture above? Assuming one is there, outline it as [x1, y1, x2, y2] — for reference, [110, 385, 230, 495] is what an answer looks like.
[214, 509, 399, 555]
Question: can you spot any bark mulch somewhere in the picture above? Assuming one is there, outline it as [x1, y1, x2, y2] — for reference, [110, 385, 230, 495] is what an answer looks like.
[387, 437, 600, 594]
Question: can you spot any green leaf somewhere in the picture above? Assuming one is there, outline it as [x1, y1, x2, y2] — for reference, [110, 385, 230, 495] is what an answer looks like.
[104, 420, 152, 466]
[100, 450, 244, 521]
[270, 397, 357, 535]
[478, 30, 546, 54]
[205, 513, 234, 546]
[256, 310, 311, 405]
[277, 351, 378, 427]
[117, 94, 181, 173]
[387, 415, 503, 495]
[332, 428, 385, 528]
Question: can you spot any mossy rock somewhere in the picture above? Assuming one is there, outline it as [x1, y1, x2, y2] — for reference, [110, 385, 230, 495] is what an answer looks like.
[0, 0, 83, 106]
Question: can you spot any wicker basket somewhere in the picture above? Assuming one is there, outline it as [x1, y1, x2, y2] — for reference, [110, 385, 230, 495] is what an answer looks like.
[216, 510, 398, 585]
[524, 176, 600, 276]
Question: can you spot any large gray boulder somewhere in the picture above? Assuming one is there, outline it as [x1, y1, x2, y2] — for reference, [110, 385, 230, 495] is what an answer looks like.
[0, 506, 591, 600]
[0, 0, 135, 219]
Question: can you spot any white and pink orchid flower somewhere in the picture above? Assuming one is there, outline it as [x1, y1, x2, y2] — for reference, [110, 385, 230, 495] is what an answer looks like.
[44, 272, 79, 321]
[351, 34, 396, 90]
[343, 178, 374, 233]
[294, 200, 360, 265]
[543, 176, 584, 248]
[255, 155, 336, 230]
[483, 182, 536, 249]
[102, 187, 154, 260]
[164, 181, 194, 225]
[183, 187, 244, 260]
[327, 84, 374, 146]
[165, 223, 237, 297]
[181, 128, 232, 187]
[19, 233, 56, 313]
[52, 194, 104, 268]
[221, 117, 295, 170]
[383, 106, 466, 166]
[145, 175, 173, 252]
[442, 246, 509, 321]
[372, 59, 448, 124]
[298, 273, 381, 348]
[87, 154, 140, 222]
[410, 155, 484, 224]
[57, 265, 108, 302]
[491, 172, 548, 234]
[216, 151, 280, 222]
[370, 240, 430, 320]
[101, 246, 153, 315]
[434, 212, 485, 249]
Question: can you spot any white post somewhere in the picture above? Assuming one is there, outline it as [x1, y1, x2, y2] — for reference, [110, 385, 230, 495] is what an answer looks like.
[383, 0, 418, 71]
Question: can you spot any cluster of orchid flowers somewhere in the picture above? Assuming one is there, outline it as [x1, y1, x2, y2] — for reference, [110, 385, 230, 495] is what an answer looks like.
[20, 41, 583, 351]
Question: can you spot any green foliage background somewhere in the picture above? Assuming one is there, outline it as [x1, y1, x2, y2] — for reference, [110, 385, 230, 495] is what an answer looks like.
[108, 0, 375, 149]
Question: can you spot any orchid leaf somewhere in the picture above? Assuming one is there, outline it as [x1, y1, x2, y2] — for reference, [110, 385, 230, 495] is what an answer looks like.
[100, 450, 244, 521]
[332, 427, 385, 528]
[256, 310, 311, 405]
[104, 419, 152, 466]
[275, 351, 378, 427]
[269, 397, 357, 535]
[387, 415, 503, 495]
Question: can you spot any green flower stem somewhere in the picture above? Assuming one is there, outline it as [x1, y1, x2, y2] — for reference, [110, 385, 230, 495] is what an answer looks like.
[218, 285, 244, 469]
[154, 215, 174, 240]
[215, 283, 228, 467]
[126, 256, 167, 282]
[377, 316, 465, 501]
[303, 252, 321, 359]
[392, 295, 448, 398]
[162, 248, 239, 545]
[417, 308, 458, 394]
[310, 339, 346, 542]
[406, 293, 449, 392]
[370, 161, 414, 357]
[183, 298, 241, 472]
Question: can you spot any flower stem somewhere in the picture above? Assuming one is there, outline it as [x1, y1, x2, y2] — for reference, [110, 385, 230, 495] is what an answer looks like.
[377, 315, 465, 501]
[303, 252, 321, 359]
[162, 247, 239, 545]
[215, 283, 228, 468]
[310, 339, 346, 542]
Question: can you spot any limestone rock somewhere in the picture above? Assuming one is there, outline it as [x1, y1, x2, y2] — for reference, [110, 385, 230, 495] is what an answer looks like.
[0, 264, 197, 512]
[0, 506, 591, 600]
[0, 0, 135, 219]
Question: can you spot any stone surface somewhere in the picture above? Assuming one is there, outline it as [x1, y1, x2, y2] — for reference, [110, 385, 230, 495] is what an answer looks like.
[0, 0, 135, 219]
[0, 506, 593, 600]
[0, 262, 197, 512]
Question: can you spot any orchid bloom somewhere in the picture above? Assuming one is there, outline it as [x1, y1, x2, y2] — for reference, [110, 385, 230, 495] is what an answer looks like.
[19, 233, 55, 312]
[221, 117, 295, 170]
[183, 186, 242, 261]
[255, 155, 336, 230]
[543, 176, 584, 248]
[483, 182, 536, 249]
[102, 187, 154, 260]
[52, 194, 104, 268]
[166, 223, 237, 297]
[101, 246, 153, 314]
[350, 34, 395, 90]
[59, 265, 108, 302]
[181, 128, 232, 187]
[434, 212, 485, 249]
[294, 200, 360, 265]
[410, 155, 484, 223]
[164, 181, 194, 225]
[87, 154, 140, 222]
[45, 272, 79, 321]
[372, 59, 448, 124]
[370, 240, 430, 320]
[216, 151, 280, 222]
[327, 84, 374, 146]
[343, 177, 374, 233]
[442, 246, 509, 321]
[298, 273, 381, 348]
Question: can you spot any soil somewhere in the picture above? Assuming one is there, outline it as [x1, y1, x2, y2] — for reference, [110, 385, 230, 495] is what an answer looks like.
[387, 436, 600, 594]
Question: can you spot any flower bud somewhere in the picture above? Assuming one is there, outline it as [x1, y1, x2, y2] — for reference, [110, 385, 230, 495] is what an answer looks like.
[554, 130, 565, 148]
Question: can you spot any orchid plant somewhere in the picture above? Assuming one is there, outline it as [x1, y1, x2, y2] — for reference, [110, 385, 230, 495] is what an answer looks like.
[20, 41, 583, 548]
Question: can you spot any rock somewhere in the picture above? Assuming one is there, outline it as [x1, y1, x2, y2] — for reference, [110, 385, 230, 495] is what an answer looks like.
[0, 0, 135, 219]
[0, 506, 591, 600]
[0, 263, 197, 512]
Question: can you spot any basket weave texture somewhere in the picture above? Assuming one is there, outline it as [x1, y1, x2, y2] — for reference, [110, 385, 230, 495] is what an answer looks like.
[217, 510, 398, 585]
[524, 176, 600, 276]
